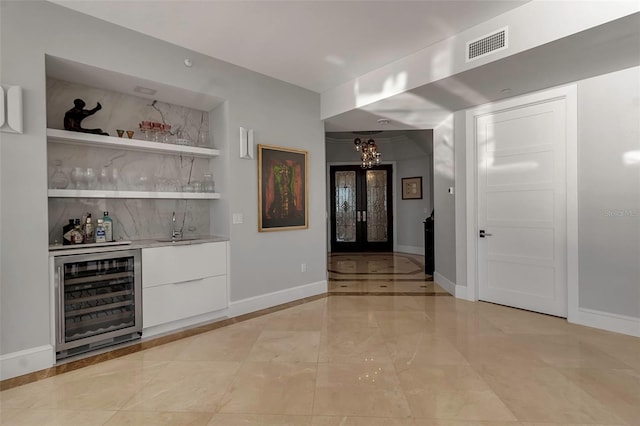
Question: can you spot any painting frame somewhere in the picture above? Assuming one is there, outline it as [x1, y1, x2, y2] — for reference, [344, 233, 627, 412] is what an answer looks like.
[401, 176, 423, 200]
[258, 144, 309, 232]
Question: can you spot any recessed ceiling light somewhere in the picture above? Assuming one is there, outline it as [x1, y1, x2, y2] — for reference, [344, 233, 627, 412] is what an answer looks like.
[184, 59, 193, 67]
[377, 119, 390, 125]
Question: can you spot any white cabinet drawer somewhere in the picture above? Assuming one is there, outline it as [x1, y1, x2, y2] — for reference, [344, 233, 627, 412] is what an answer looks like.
[142, 275, 227, 329]
[142, 242, 226, 288]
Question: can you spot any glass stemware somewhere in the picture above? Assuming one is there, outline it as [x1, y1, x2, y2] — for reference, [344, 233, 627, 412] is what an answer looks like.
[99, 167, 110, 190]
[85, 167, 97, 190]
[203, 173, 215, 193]
[70, 167, 84, 189]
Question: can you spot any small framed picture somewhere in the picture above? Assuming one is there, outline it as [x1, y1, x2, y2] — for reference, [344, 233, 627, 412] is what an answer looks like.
[402, 177, 423, 200]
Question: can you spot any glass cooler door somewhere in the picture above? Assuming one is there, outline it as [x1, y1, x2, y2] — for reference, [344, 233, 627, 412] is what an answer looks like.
[55, 249, 141, 353]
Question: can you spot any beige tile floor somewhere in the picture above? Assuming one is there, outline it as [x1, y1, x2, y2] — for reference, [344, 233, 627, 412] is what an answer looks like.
[328, 252, 440, 294]
[2, 256, 640, 425]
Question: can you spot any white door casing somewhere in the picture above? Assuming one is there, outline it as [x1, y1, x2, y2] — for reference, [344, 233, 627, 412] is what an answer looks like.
[465, 86, 578, 318]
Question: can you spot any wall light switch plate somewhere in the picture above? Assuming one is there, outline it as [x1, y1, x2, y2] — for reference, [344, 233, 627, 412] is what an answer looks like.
[232, 213, 244, 224]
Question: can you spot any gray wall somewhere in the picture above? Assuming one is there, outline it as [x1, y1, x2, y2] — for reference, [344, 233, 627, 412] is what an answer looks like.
[396, 155, 432, 251]
[577, 66, 640, 318]
[0, 1, 326, 356]
[453, 111, 467, 288]
[325, 134, 432, 252]
[433, 116, 456, 283]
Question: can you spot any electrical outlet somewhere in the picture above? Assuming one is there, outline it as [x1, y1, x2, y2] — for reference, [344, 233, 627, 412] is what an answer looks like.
[301, 263, 307, 273]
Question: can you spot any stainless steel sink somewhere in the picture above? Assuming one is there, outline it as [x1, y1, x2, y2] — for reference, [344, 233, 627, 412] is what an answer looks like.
[155, 238, 200, 243]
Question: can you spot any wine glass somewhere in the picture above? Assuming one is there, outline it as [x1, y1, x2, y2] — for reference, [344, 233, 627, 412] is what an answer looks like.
[70, 167, 84, 189]
[111, 168, 119, 190]
[85, 168, 97, 190]
[99, 167, 110, 190]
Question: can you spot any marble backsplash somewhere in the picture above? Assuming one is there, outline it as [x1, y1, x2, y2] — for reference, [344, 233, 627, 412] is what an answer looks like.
[46, 77, 212, 147]
[48, 199, 210, 245]
[46, 78, 215, 243]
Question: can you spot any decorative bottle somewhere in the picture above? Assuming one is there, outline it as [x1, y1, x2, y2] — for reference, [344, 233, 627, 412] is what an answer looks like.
[71, 219, 84, 244]
[62, 219, 75, 245]
[84, 213, 94, 243]
[102, 211, 113, 242]
[50, 161, 69, 189]
[95, 219, 107, 243]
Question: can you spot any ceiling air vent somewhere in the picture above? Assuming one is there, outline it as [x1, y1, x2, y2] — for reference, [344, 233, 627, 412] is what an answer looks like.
[466, 27, 508, 62]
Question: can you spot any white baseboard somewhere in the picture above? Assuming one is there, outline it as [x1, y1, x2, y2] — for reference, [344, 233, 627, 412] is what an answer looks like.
[455, 284, 472, 300]
[0, 345, 54, 381]
[433, 272, 455, 296]
[395, 245, 423, 255]
[228, 280, 327, 318]
[570, 307, 640, 337]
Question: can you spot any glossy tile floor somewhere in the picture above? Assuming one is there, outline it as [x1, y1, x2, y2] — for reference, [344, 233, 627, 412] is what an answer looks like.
[328, 252, 438, 294]
[2, 256, 640, 425]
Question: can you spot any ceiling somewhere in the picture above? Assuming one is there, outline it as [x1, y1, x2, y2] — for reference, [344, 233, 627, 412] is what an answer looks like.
[49, 0, 529, 94]
[48, 1, 639, 134]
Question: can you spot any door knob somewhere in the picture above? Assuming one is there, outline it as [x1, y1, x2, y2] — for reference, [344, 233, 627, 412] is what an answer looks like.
[479, 229, 493, 238]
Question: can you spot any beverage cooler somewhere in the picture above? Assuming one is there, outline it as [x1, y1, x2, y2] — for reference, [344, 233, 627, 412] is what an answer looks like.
[54, 249, 142, 359]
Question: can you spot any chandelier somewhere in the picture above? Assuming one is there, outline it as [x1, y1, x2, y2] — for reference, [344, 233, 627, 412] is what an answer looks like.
[354, 137, 382, 169]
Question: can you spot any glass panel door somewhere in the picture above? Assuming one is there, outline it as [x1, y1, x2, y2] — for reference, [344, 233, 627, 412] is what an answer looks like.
[335, 171, 357, 242]
[366, 169, 389, 243]
[330, 165, 392, 252]
[62, 256, 136, 342]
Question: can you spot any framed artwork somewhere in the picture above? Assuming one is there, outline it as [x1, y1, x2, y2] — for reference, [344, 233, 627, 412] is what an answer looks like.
[258, 144, 308, 231]
[402, 176, 423, 200]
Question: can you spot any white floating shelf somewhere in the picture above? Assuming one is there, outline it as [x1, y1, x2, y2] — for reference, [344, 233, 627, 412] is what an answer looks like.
[47, 128, 220, 158]
[48, 189, 221, 200]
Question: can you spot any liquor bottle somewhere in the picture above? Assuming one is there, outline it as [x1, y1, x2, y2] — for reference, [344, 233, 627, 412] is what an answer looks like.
[84, 213, 94, 243]
[102, 211, 113, 242]
[62, 219, 75, 245]
[95, 219, 107, 243]
[71, 219, 84, 244]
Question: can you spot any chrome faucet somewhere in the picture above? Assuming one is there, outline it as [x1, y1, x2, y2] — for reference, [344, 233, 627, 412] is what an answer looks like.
[171, 211, 183, 241]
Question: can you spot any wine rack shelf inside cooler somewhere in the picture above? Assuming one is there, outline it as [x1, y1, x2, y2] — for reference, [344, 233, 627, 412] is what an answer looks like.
[55, 249, 142, 359]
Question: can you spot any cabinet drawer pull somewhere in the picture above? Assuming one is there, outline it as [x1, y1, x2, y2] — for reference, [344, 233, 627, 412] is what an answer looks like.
[171, 277, 207, 285]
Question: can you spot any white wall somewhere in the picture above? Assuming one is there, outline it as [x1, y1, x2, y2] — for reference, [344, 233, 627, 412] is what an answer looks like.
[321, 1, 639, 119]
[577, 66, 640, 318]
[0, 1, 326, 372]
[433, 116, 456, 285]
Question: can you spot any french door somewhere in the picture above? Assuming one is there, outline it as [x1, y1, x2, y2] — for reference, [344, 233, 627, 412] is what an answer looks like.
[330, 165, 393, 252]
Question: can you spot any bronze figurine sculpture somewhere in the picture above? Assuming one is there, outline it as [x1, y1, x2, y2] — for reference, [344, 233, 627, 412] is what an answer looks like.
[64, 99, 109, 135]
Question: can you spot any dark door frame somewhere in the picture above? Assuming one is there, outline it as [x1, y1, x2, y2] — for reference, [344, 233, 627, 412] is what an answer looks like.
[329, 164, 393, 252]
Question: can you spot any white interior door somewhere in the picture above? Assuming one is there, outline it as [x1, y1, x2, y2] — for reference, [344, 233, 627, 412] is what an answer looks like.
[477, 96, 568, 317]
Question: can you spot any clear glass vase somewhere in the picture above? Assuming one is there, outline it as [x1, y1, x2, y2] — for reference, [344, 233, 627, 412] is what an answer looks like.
[50, 161, 69, 189]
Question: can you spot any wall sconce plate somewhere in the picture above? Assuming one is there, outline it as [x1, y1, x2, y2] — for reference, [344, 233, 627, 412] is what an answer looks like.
[240, 127, 254, 159]
[0, 85, 23, 134]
